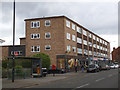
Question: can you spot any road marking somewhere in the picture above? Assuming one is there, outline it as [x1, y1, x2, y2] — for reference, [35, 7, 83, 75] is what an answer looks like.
[76, 83, 89, 88]
[95, 78, 105, 82]
[108, 74, 113, 77]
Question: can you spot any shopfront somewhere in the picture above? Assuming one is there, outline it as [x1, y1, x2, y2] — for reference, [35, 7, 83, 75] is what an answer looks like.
[56, 55, 89, 72]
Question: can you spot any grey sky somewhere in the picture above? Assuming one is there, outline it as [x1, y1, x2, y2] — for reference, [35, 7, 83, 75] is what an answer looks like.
[0, 1, 118, 52]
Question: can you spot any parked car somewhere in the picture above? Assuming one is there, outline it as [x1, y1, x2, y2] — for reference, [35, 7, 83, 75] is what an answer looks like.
[99, 63, 110, 70]
[114, 64, 119, 69]
[87, 64, 100, 73]
[109, 64, 115, 69]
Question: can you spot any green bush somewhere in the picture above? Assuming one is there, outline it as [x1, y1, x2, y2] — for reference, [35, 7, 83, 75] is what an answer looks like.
[2, 68, 7, 78]
[32, 53, 51, 69]
[15, 65, 23, 73]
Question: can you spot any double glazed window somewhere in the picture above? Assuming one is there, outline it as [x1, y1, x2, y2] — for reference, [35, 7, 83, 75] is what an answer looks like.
[93, 35, 96, 40]
[31, 34, 40, 39]
[67, 45, 71, 51]
[31, 46, 40, 52]
[31, 21, 40, 28]
[72, 35, 75, 41]
[67, 33, 70, 40]
[77, 37, 82, 44]
[88, 33, 92, 38]
[89, 51, 92, 55]
[45, 33, 51, 39]
[72, 23, 75, 30]
[72, 47, 76, 52]
[45, 45, 51, 50]
[45, 20, 50, 26]
[77, 48, 82, 54]
[66, 20, 70, 28]
[77, 26, 82, 33]
[83, 30, 87, 36]
[83, 40, 87, 45]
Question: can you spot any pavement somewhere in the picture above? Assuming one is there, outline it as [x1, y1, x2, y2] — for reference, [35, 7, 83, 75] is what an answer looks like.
[2, 70, 86, 88]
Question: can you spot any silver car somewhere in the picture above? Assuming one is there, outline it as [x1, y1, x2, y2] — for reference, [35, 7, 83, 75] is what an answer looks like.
[87, 64, 100, 73]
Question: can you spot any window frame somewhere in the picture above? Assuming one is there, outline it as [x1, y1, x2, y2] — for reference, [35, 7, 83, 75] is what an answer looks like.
[45, 45, 51, 50]
[45, 33, 51, 39]
[72, 35, 76, 41]
[45, 20, 51, 26]
[66, 20, 70, 28]
[72, 23, 75, 30]
[31, 21, 40, 28]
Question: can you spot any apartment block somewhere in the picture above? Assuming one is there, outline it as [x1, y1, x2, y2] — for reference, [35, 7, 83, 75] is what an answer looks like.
[23, 16, 110, 69]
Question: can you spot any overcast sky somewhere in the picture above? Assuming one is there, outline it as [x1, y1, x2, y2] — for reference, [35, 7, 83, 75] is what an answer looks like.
[0, 0, 118, 53]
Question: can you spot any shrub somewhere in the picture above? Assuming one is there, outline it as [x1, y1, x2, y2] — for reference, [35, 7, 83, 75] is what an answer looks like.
[15, 65, 23, 73]
[32, 53, 50, 69]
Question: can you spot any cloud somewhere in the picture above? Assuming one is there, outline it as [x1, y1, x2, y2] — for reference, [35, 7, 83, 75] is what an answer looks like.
[0, 1, 118, 52]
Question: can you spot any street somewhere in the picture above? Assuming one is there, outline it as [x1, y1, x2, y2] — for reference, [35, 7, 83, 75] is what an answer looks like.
[23, 69, 118, 89]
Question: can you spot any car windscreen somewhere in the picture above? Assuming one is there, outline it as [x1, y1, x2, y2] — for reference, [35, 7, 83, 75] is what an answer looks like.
[89, 65, 95, 68]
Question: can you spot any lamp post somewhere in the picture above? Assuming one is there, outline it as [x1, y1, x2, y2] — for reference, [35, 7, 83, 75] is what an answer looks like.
[12, 0, 15, 83]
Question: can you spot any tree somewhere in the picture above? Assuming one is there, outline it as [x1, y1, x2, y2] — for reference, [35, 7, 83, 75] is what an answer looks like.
[32, 53, 50, 69]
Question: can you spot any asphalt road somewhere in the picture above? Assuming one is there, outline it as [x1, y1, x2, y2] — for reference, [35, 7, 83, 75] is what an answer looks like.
[26, 69, 119, 89]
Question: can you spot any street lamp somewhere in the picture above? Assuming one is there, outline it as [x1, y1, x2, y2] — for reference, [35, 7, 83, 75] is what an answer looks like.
[12, 0, 15, 83]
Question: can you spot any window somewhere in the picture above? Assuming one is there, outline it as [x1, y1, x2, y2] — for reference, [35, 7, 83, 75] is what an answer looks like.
[93, 44, 96, 48]
[67, 45, 71, 51]
[66, 20, 70, 28]
[83, 40, 87, 45]
[45, 33, 51, 39]
[77, 37, 82, 44]
[93, 35, 96, 40]
[77, 26, 82, 33]
[97, 37, 99, 42]
[105, 42, 107, 45]
[72, 35, 75, 41]
[100, 39, 102, 43]
[31, 46, 40, 52]
[72, 47, 76, 52]
[83, 30, 87, 36]
[67, 33, 70, 40]
[88, 33, 92, 38]
[31, 34, 40, 39]
[94, 52, 97, 56]
[72, 23, 75, 30]
[100, 46, 102, 50]
[77, 48, 82, 54]
[45, 20, 50, 26]
[97, 45, 99, 49]
[89, 51, 92, 55]
[31, 21, 40, 28]
[84, 49, 88, 55]
[45, 45, 51, 50]
[89, 42, 92, 47]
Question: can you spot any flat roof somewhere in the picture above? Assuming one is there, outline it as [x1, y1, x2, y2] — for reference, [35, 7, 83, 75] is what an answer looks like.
[0, 45, 25, 47]
[24, 15, 109, 43]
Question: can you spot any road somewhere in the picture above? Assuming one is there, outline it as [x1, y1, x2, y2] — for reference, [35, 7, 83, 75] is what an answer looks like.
[25, 69, 118, 89]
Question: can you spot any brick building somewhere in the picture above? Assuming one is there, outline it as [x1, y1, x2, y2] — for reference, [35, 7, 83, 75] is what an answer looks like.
[22, 16, 110, 69]
[112, 47, 120, 63]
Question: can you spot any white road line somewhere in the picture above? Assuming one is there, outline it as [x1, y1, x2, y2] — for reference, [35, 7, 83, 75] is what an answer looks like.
[95, 78, 105, 82]
[76, 83, 89, 88]
[108, 74, 113, 77]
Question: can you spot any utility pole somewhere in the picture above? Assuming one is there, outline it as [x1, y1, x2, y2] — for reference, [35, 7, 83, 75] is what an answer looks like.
[12, 0, 15, 83]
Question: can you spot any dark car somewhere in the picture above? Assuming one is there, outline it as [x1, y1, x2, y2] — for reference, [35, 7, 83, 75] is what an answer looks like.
[87, 64, 100, 73]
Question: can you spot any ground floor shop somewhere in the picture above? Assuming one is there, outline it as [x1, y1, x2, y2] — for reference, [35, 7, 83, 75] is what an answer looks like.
[56, 55, 111, 72]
